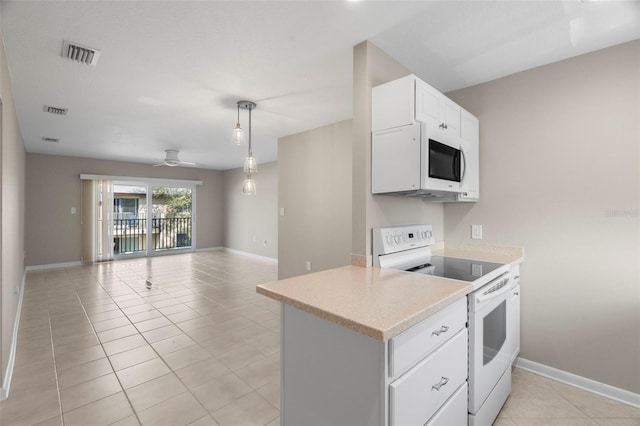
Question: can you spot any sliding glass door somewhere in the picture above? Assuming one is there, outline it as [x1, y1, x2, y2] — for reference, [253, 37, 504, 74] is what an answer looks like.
[113, 184, 147, 255]
[112, 183, 194, 258]
[151, 186, 192, 252]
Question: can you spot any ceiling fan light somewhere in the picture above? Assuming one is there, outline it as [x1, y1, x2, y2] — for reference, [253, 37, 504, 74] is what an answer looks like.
[242, 175, 256, 195]
[233, 124, 244, 145]
[243, 155, 258, 174]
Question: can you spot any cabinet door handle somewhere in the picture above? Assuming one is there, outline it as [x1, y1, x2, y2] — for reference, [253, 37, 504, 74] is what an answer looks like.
[514, 292, 519, 296]
[431, 325, 449, 336]
[431, 376, 449, 391]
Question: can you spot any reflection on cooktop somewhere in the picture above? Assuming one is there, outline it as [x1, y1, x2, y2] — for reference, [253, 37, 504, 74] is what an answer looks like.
[408, 256, 505, 282]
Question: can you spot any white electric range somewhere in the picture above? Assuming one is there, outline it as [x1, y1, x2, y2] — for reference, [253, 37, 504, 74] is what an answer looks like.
[373, 224, 516, 426]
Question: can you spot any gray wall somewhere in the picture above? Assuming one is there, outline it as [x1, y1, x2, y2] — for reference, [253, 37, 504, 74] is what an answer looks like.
[444, 40, 640, 394]
[1, 33, 26, 392]
[278, 121, 352, 279]
[222, 161, 278, 259]
[25, 153, 224, 266]
[352, 41, 445, 264]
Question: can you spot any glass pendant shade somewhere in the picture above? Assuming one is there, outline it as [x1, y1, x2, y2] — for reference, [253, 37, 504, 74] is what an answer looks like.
[243, 155, 258, 174]
[232, 124, 244, 146]
[242, 175, 256, 195]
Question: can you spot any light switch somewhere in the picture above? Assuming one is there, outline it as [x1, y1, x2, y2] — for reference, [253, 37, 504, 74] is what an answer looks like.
[280, 207, 285, 217]
[70, 207, 77, 214]
[305, 261, 312, 271]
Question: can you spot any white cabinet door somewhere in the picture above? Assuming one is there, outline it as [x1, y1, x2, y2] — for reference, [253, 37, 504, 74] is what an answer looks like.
[440, 97, 461, 137]
[509, 265, 521, 363]
[415, 79, 460, 136]
[426, 383, 468, 426]
[389, 298, 466, 378]
[458, 109, 479, 201]
[389, 329, 468, 426]
[372, 124, 421, 194]
[372, 75, 415, 132]
[415, 79, 439, 125]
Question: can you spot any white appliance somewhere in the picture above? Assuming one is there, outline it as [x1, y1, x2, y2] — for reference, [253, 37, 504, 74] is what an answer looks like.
[372, 225, 516, 426]
[372, 122, 467, 195]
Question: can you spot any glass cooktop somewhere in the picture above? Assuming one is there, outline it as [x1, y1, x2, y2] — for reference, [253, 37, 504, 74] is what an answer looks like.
[407, 255, 506, 282]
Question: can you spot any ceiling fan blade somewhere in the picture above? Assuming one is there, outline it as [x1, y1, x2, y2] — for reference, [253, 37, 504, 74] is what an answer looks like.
[152, 163, 165, 167]
[180, 161, 196, 166]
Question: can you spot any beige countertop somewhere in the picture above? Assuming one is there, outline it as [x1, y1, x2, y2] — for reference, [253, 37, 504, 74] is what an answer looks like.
[256, 242, 524, 342]
[257, 265, 470, 341]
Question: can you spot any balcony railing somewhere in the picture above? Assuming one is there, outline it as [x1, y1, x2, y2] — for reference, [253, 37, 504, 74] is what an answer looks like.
[113, 217, 192, 254]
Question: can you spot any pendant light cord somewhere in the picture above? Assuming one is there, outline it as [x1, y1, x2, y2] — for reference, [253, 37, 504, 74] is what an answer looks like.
[248, 106, 252, 157]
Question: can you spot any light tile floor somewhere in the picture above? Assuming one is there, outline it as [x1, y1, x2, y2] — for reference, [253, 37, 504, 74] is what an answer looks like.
[0, 251, 638, 426]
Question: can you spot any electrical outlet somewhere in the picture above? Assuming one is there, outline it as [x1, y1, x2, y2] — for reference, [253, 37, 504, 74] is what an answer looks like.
[305, 261, 312, 271]
[471, 225, 483, 240]
[280, 207, 285, 217]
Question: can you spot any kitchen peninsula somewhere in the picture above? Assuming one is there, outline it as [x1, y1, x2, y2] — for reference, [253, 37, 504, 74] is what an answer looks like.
[257, 243, 523, 426]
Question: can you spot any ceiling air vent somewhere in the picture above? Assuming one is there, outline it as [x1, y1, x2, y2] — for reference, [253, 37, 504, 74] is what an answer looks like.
[42, 137, 60, 143]
[43, 105, 68, 115]
[62, 40, 101, 66]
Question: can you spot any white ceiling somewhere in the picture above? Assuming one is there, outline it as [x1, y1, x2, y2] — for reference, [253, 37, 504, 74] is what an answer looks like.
[2, 1, 638, 170]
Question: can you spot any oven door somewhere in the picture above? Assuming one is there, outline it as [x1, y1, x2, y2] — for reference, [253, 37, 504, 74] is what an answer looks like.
[468, 276, 513, 414]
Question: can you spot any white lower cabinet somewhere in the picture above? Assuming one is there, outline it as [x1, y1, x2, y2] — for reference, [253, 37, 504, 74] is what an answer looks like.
[281, 301, 469, 426]
[427, 382, 468, 426]
[389, 329, 468, 425]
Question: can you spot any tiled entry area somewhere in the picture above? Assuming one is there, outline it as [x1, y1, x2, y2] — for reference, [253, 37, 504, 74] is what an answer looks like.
[1, 251, 639, 425]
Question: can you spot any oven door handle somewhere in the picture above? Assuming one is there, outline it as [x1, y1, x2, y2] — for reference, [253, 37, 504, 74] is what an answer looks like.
[476, 281, 512, 304]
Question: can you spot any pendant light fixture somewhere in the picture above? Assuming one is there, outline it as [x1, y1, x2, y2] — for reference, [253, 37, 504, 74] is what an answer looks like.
[232, 102, 244, 146]
[235, 100, 258, 195]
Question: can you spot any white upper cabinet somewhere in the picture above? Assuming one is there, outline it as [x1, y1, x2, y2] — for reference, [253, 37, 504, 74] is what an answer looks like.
[372, 74, 480, 202]
[371, 124, 421, 194]
[458, 109, 480, 201]
[371, 75, 416, 132]
[416, 79, 461, 137]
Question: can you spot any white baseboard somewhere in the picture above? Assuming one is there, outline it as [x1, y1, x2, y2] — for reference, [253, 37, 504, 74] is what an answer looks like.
[222, 247, 278, 263]
[516, 357, 640, 408]
[25, 260, 83, 271]
[0, 270, 26, 400]
[195, 246, 224, 253]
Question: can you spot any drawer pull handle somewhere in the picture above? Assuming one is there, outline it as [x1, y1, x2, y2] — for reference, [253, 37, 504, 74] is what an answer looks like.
[431, 376, 449, 391]
[431, 325, 449, 336]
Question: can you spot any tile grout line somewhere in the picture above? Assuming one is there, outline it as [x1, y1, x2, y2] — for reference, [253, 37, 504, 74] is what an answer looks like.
[72, 273, 144, 426]
[17, 254, 280, 426]
[90, 273, 219, 424]
[114, 275, 277, 424]
[46, 280, 66, 426]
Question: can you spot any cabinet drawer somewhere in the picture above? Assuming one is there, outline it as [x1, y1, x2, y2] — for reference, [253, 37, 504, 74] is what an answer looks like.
[389, 297, 466, 377]
[426, 382, 468, 426]
[389, 329, 468, 426]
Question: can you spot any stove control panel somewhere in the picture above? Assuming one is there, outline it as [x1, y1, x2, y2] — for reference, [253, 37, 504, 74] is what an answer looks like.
[372, 224, 435, 258]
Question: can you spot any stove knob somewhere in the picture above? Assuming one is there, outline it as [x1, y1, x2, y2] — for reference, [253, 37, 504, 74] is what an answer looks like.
[421, 231, 427, 239]
[394, 235, 401, 244]
[385, 235, 394, 245]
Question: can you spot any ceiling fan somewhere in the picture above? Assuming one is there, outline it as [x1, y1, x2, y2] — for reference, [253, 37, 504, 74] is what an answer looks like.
[152, 150, 196, 167]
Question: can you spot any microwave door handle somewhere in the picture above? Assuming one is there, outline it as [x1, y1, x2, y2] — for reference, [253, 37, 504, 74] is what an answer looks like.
[460, 145, 467, 183]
